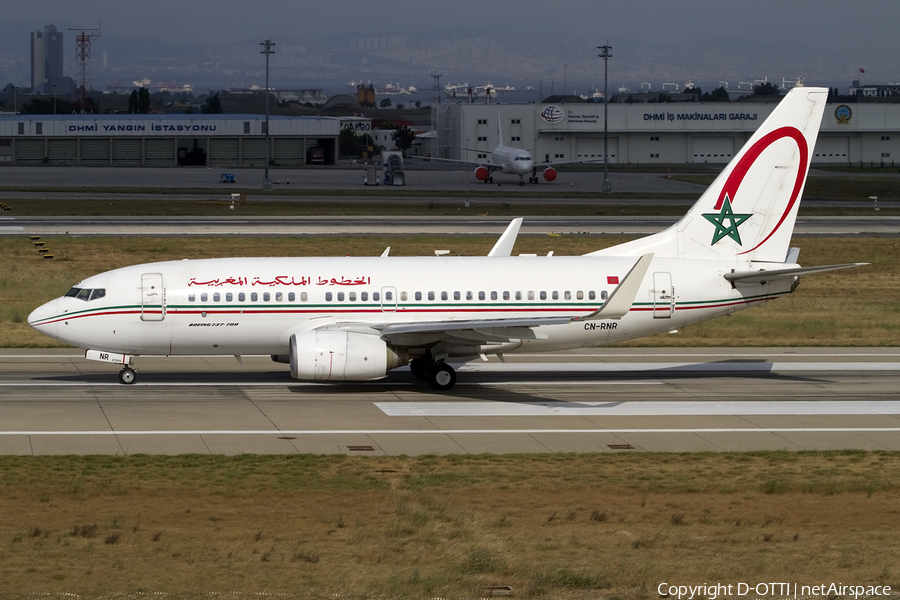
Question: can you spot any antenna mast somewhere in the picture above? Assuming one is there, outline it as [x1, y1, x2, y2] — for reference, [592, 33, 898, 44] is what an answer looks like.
[69, 25, 101, 110]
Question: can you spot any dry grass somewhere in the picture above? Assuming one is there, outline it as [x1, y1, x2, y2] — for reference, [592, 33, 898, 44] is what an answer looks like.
[1, 453, 899, 597]
[1, 235, 895, 348]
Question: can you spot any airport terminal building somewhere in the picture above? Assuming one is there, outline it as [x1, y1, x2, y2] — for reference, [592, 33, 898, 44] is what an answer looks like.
[434, 99, 900, 166]
[0, 114, 340, 167]
[2, 98, 898, 168]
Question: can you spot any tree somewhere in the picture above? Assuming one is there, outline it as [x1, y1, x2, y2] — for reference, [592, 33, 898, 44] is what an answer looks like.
[379, 97, 392, 108]
[73, 96, 98, 114]
[753, 82, 780, 96]
[20, 97, 74, 114]
[137, 87, 151, 113]
[392, 126, 417, 153]
[683, 85, 702, 97]
[202, 93, 222, 114]
[339, 127, 361, 157]
[705, 86, 730, 102]
[128, 90, 139, 113]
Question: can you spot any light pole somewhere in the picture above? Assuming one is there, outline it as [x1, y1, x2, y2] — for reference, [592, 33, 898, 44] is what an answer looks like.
[260, 38, 275, 190]
[597, 43, 612, 192]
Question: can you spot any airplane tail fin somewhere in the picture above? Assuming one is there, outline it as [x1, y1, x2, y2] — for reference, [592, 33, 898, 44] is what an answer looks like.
[590, 86, 828, 263]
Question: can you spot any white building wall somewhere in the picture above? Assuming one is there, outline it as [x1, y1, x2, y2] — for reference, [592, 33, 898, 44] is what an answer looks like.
[446, 100, 900, 166]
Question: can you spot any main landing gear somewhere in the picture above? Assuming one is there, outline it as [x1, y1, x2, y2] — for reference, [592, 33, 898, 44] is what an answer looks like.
[409, 358, 457, 391]
[118, 365, 137, 385]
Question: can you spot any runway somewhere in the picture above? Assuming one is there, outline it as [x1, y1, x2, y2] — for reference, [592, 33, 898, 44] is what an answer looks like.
[1, 348, 898, 455]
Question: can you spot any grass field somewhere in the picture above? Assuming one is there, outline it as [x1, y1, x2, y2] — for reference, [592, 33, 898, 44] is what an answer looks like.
[1, 452, 898, 597]
[1, 172, 900, 216]
[2, 235, 897, 348]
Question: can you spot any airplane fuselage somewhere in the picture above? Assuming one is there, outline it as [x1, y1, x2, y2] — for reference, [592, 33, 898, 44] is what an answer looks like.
[491, 144, 534, 176]
[29, 255, 792, 359]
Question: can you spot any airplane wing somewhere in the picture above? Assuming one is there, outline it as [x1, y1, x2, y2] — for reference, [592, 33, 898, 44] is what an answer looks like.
[320, 253, 653, 348]
[405, 155, 495, 167]
[536, 157, 603, 168]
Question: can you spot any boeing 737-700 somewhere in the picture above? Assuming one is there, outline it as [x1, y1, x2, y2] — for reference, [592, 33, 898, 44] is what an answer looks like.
[28, 87, 865, 390]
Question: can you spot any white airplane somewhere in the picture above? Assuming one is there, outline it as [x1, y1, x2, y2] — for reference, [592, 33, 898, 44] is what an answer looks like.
[417, 112, 583, 186]
[28, 87, 865, 391]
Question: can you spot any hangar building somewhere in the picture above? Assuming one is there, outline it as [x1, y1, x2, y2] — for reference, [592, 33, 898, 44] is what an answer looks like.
[0, 114, 340, 167]
[434, 99, 899, 166]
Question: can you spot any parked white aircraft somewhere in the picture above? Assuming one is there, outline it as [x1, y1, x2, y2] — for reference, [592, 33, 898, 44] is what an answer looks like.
[28, 87, 864, 390]
[417, 112, 587, 185]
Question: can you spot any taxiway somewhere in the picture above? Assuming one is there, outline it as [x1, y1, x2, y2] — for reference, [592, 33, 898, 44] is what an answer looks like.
[1, 348, 898, 455]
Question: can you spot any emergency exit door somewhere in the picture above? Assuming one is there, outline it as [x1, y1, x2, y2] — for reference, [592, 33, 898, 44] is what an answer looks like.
[141, 273, 166, 321]
[652, 272, 674, 319]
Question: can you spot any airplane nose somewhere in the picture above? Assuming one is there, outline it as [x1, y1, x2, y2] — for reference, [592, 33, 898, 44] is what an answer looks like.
[28, 298, 59, 341]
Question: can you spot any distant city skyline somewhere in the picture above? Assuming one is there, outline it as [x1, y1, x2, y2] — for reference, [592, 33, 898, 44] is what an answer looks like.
[1, 1, 898, 96]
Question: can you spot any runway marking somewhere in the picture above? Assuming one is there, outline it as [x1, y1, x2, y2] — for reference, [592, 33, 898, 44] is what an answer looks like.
[4, 353, 900, 360]
[510, 352, 900, 358]
[457, 362, 900, 372]
[2, 428, 900, 436]
[0, 380, 664, 388]
[376, 400, 900, 417]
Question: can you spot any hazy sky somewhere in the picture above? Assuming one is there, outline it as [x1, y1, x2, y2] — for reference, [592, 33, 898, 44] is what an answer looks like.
[4, 0, 895, 49]
[5, 0, 900, 86]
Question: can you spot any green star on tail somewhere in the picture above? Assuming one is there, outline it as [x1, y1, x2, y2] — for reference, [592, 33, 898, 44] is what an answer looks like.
[702, 195, 752, 245]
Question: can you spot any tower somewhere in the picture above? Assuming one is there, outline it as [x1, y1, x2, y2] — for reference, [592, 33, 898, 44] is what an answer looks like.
[30, 25, 64, 90]
[69, 26, 101, 108]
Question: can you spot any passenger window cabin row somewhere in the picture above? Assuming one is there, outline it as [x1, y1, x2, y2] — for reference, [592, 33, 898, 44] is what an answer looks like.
[186, 289, 609, 303]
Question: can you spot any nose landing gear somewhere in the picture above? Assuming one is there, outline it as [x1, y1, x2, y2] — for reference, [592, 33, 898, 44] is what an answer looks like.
[118, 365, 137, 385]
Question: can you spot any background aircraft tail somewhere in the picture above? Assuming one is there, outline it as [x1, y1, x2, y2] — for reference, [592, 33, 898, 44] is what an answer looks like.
[591, 86, 828, 263]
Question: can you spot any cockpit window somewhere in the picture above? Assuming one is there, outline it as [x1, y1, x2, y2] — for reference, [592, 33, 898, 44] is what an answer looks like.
[65, 287, 106, 302]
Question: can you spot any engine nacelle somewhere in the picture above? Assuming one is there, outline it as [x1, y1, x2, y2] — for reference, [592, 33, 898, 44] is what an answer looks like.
[289, 330, 406, 381]
[543, 167, 558, 182]
[474, 166, 490, 181]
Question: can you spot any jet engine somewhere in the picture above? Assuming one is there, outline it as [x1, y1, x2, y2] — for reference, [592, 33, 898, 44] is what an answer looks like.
[289, 330, 406, 381]
[543, 167, 558, 182]
[474, 166, 490, 181]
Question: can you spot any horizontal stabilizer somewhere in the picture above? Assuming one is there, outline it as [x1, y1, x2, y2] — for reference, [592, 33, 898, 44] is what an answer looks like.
[725, 262, 868, 283]
[576, 253, 654, 321]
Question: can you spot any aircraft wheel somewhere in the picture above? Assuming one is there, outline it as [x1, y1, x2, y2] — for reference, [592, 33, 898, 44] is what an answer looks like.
[488, 176, 493, 183]
[118, 367, 137, 385]
[518, 179, 524, 186]
[428, 363, 457, 391]
[409, 358, 431, 380]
